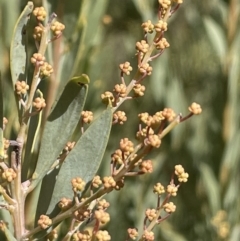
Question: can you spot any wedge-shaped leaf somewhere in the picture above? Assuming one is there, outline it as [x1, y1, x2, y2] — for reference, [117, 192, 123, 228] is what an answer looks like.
[31, 75, 89, 190]
[38, 107, 112, 216]
[10, 1, 33, 87]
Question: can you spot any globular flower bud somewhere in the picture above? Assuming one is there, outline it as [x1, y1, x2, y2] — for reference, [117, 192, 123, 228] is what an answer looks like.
[153, 182, 165, 195]
[2, 168, 17, 182]
[154, 20, 168, 32]
[141, 20, 154, 33]
[163, 202, 176, 213]
[128, 228, 138, 240]
[38, 215, 52, 229]
[139, 160, 153, 173]
[71, 177, 86, 192]
[162, 108, 176, 121]
[95, 230, 111, 241]
[103, 176, 116, 189]
[31, 53, 45, 66]
[51, 21, 65, 36]
[133, 84, 145, 97]
[33, 97, 46, 111]
[136, 40, 149, 53]
[33, 7, 47, 21]
[155, 37, 170, 50]
[145, 135, 161, 148]
[101, 91, 115, 105]
[92, 175, 102, 188]
[145, 208, 157, 221]
[33, 25, 44, 40]
[188, 102, 202, 115]
[113, 111, 127, 125]
[143, 230, 154, 241]
[15, 81, 29, 95]
[119, 62, 133, 75]
[119, 138, 134, 153]
[40, 62, 53, 77]
[81, 111, 94, 124]
[167, 183, 178, 196]
[94, 209, 110, 225]
[113, 84, 127, 97]
[138, 63, 152, 75]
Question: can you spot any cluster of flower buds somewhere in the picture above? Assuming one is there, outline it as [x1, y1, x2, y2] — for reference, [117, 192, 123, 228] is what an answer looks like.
[2, 168, 17, 182]
[33, 97, 46, 111]
[15, 81, 29, 95]
[95, 230, 111, 241]
[81, 111, 94, 124]
[72, 230, 91, 241]
[175, 164, 189, 182]
[37, 215, 52, 229]
[71, 177, 86, 192]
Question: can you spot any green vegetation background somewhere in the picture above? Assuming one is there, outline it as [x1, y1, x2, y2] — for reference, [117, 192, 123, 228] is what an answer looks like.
[0, 0, 239, 240]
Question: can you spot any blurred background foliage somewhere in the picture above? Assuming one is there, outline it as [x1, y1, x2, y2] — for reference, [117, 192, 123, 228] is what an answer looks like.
[0, 0, 239, 240]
